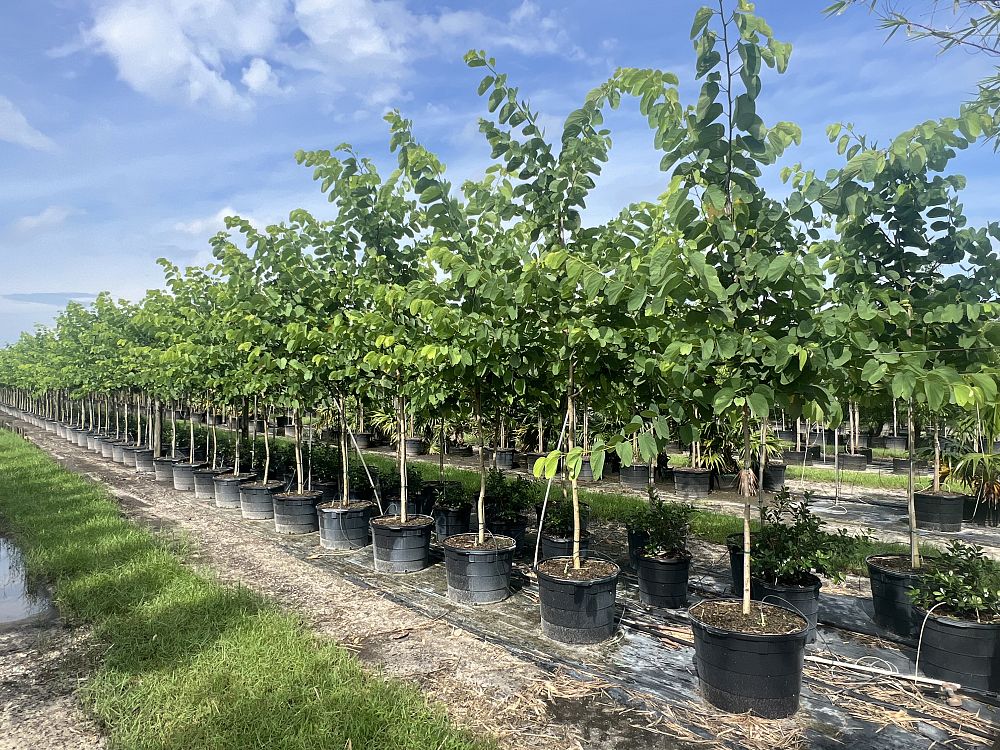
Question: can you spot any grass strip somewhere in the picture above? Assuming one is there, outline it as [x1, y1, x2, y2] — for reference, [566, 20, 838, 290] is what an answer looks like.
[0, 430, 486, 750]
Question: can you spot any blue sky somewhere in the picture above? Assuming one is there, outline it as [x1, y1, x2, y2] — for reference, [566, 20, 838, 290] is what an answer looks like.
[0, 0, 996, 343]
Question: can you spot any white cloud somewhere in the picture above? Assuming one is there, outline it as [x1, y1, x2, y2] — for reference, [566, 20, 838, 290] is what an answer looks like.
[13, 206, 80, 232]
[241, 57, 284, 95]
[0, 96, 56, 152]
[70, 0, 585, 112]
[83, 0, 288, 111]
[173, 205, 243, 236]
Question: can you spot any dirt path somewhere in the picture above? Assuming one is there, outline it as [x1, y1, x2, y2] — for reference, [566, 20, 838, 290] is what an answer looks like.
[0, 622, 106, 750]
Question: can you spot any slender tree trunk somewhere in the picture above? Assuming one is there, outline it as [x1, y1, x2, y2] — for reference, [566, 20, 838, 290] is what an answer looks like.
[476, 387, 487, 546]
[933, 420, 941, 493]
[188, 399, 195, 463]
[742, 403, 753, 615]
[398, 392, 408, 523]
[567, 357, 581, 570]
[341, 396, 349, 508]
[294, 408, 304, 495]
[263, 412, 271, 483]
[234, 405, 241, 474]
[907, 400, 920, 569]
[153, 399, 162, 458]
[170, 404, 176, 458]
[439, 420, 445, 484]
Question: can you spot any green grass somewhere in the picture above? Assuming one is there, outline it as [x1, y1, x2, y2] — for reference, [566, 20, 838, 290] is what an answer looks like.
[0, 430, 486, 750]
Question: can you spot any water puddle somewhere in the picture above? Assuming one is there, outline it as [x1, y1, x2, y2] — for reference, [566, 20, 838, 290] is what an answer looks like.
[1, 537, 53, 627]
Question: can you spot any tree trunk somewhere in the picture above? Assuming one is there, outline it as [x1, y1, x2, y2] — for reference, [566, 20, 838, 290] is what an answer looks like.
[294, 409, 304, 495]
[398, 392, 408, 523]
[341, 396, 350, 508]
[742, 404, 753, 615]
[907, 400, 920, 569]
[476, 388, 487, 546]
[153, 399, 162, 458]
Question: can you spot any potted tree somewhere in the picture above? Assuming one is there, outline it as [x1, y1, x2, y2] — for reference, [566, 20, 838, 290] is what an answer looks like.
[749, 490, 853, 642]
[634, 496, 693, 609]
[600, 2, 837, 716]
[910, 541, 1000, 692]
[952, 451, 1000, 527]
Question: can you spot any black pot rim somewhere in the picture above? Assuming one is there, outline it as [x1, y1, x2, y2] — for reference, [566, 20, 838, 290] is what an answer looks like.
[865, 553, 923, 579]
[688, 598, 809, 638]
[153, 457, 181, 464]
[243, 480, 285, 490]
[274, 491, 323, 501]
[370, 514, 434, 530]
[442, 533, 516, 553]
[541, 531, 591, 543]
[194, 466, 233, 476]
[175, 462, 208, 469]
[914, 607, 1000, 630]
[214, 473, 256, 483]
[638, 551, 692, 565]
[673, 466, 711, 474]
[317, 501, 374, 513]
[534, 557, 620, 586]
[914, 490, 965, 501]
[751, 573, 822, 592]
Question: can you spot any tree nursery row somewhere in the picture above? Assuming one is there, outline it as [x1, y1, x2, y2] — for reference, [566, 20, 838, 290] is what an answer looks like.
[1, 2, 999, 719]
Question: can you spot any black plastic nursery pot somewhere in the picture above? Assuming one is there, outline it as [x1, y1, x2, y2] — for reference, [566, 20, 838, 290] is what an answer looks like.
[239, 481, 284, 520]
[540, 532, 591, 561]
[193, 467, 233, 500]
[152, 457, 179, 481]
[448, 443, 473, 457]
[121, 445, 140, 468]
[86, 434, 98, 451]
[75, 430, 90, 448]
[915, 608, 1000, 692]
[110, 441, 127, 463]
[636, 554, 690, 609]
[885, 436, 909, 452]
[311, 481, 339, 504]
[91, 435, 107, 455]
[370, 514, 435, 573]
[673, 467, 711, 499]
[866, 554, 920, 639]
[751, 574, 822, 643]
[914, 491, 964, 532]
[627, 527, 650, 570]
[172, 462, 208, 492]
[273, 491, 322, 534]
[536, 557, 620, 645]
[493, 447, 516, 470]
[688, 599, 809, 719]
[173, 462, 207, 492]
[712, 471, 739, 491]
[489, 515, 529, 554]
[190, 412, 205, 424]
[214, 473, 256, 509]
[963, 495, 998, 526]
[775, 429, 796, 444]
[442, 533, 516, 604]
[100, 439, 115, 460]
[403, 437, 427, 457]
[726, 532, 755, 597]
[762, 462, 786, 492]
[620, 463, 650, 489]
[576, 456, 594, 482]
[351, 432, 371, 450]
[432, 504, 472, 543]
[318, 501, 375, 550]
[385, 498, 421, 518]
[782, 450, 811, 467]
[839, 453, 868, 472]
[892, 457, 927, 475]
[134, 449, 155, 474]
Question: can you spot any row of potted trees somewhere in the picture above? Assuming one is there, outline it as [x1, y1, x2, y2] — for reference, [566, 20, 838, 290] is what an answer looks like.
[2, 0, 1000, 718]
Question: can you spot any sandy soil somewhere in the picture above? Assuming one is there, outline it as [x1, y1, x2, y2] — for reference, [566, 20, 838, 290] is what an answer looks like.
[0, 621, 106, 750]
